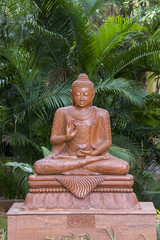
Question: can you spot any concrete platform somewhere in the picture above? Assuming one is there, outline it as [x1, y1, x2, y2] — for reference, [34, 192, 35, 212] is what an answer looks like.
[7, 202, 157, 240]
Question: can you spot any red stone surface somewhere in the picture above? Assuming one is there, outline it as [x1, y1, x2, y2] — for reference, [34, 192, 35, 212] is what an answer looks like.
[7, 202, 157, 240]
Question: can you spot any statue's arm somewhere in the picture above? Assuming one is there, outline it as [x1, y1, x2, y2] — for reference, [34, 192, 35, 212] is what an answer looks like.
[92, 140, 111, 155]
[93, 110, 112, 155]
[50, 109, 77, 145]
[51, 134, 69, 145]
[50, 109, 67, 145]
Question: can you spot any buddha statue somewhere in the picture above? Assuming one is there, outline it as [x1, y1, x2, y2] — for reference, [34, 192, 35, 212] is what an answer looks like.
[34, 73, 129, 176]
[23, 73, 139, 210]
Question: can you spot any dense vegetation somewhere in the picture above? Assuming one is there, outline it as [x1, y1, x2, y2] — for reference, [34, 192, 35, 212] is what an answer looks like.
[0, 0, 160, 199]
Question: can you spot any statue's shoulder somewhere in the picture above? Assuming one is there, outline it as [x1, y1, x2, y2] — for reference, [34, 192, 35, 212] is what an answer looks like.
[55, 106, 71, 116]
[93, 106, 110, 118]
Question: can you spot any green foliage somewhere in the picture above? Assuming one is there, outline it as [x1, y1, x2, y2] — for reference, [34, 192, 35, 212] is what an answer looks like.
[0, 162, 17, 199]
[0, 161, 34, 199]
[103, 40, 160, 79]
[130, 164, 157, 199]
[0, 214, 7, 240]
[41, 146, 51, 157]
[85, 15, 146, 75]
[109, 145, 133, 164]
[46, 233, 93, 240]
[5, 161, 35, 198]
[0, 0, 160, 200]
[0, 46, 72, 162]
[0, 214, 7, 230]
[105, 227, 117, 240]
[133, 1, 160, 33]
[95, 78, 146, 107]
[0, 229, 7, 240]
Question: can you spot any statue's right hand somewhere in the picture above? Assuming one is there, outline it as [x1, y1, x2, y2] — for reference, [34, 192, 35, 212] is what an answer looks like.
[66, 121, 77, 140]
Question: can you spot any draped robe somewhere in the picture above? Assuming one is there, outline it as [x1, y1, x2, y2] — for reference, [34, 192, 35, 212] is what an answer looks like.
[34, 106, 129, 175]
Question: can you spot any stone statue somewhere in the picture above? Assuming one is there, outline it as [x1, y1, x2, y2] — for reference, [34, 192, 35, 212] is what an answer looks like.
[23, 73, 139, 210]
[34, 73, 129, 176]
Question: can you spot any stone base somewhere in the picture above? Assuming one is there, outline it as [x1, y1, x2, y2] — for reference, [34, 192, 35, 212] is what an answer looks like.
[23, 174, 140, 210]
[7, 202, 157, 240]
[22, 192, 139, 210]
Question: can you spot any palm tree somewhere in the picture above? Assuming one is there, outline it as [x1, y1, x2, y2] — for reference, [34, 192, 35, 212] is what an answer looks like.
[0, 47, 71, 162]
[0, 0, 160, 189]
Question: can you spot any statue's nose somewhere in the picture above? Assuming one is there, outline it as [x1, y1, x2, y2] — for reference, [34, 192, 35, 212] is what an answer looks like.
[80, 93, 84, 100]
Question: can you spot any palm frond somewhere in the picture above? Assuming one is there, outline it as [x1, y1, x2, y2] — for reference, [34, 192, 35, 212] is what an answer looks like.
[5, 161, 35, 197]
[103, 40, 160, 79]
[151, 28, 160, 41]
[130, 166, 157, 190]
[2, 0, 32, 21]
[8, 132, 41, 152]
[0, 3, 6, 25]
[0, 46, 39, 87]
[8, 133, 30, 146]
[25, 80, 72, 114]
[109, 145, 133, 163]
[8, 80, 71, 124]
[112, 134, 140, 157]
[95, 77, 146, 107]
[145, 54, 160, 75]
[76, 0, 106, 18]
[34, 0, 93, 71]
[0, 0, 35, 45]
[146, 160, 160, 175]
[84, 16, 145, 75]
[144, 93, 160, 126]
[35, 0, 92, 40]
[25, 21, 71, 69]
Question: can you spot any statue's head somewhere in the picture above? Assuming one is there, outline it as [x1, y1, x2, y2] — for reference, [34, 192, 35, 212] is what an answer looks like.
[70, 73, 95, 108]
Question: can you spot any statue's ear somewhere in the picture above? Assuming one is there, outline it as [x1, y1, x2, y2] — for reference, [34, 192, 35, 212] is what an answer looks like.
[90, 90, 95, 106]
[69, 90, 72, 98]
[92, 91, 95, 100]
[70, 90, 74, 106]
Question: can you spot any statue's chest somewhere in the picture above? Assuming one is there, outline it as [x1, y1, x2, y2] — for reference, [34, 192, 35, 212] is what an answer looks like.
[67, 116, 92, 134]
[75, 119, 92, 138]
[65, 107, 96, 145]
[70, 120, 92, 149]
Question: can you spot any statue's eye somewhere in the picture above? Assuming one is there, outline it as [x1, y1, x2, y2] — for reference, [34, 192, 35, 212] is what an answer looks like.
[76, 92, 80, 96]
[84, 92, 88, 96]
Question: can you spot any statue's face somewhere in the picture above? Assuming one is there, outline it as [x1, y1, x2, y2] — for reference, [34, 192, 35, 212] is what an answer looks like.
[70, 87, 95, 109]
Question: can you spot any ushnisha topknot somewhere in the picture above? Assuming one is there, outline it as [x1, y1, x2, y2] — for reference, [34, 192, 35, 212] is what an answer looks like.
[72, 73, 94, 90]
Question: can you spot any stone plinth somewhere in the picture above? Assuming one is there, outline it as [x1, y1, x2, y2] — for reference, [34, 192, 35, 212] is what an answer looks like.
[7, 202, 157, 240]
[22, 174, 140, 210]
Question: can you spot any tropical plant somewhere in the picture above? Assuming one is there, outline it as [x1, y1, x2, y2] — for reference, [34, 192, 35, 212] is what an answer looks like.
[0, 213, 7, 231]
[5, 161, 35, 198]
[0, 229, 7, 240]
[0, 46, 71, 162]
[0, 0, 160, 200]
[0, 161, 34, 199]
[0, 0, 36, 49]
[0, 161, 17, 199]
[46, 233, 93, 240]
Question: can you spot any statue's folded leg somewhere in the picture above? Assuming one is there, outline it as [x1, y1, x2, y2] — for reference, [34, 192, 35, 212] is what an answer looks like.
[34, 156, 84, 175]
[34, 155, 106, 175]
[83, 154, 129, 175]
